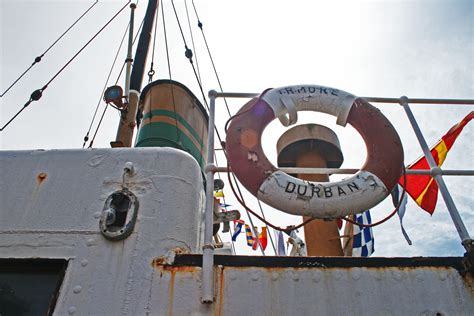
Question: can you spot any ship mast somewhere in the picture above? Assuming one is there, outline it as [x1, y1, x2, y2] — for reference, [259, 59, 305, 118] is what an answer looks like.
[113, 0, 158, 148]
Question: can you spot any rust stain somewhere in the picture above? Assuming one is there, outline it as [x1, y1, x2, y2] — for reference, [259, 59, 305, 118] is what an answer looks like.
[151, 258, 198, 273]
[36, 172, 47, 184]
[217, 267, 225, 316]
[162, 265, 196, 273]
[461, 273, 474, 297]
[152, 257, 167, 266]
[168, 269, 175, 316]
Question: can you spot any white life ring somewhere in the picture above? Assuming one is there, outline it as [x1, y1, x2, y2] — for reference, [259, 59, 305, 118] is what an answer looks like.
[225, 85, 404, 218]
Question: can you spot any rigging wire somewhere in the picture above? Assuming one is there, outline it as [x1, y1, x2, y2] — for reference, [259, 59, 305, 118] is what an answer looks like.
[169, 0, 226, 148]
[342, 166, 408, 228]
[186, 0, 276, 253]
[170, 1, 240, 253]
[191, 0, 231, 117]
[87, 5, 146, 148]
[227, 161, 408, 232]
[82, 19, 130, 147]
[1, 0, 132, 132]
[160, 1, 181, 143]
[147, 0, 160, 83]
[184, 0, 202, 84]
[257, 199, 277, 254]
[0, 0, 99, 98]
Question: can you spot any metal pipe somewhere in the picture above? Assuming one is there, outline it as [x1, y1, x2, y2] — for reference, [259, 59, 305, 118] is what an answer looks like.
[201, 90, 217, 304]
[401, 97, 472, 251]
[211, 166, 474, 176]
[363, 97, 474, 105]
[211, 91, 474, 105]
[113, 1, 158, 147]
[124, 3, 136, 100]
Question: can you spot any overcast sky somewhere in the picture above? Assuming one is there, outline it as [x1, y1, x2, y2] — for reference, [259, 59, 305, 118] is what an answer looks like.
[1, 0, 473, 257]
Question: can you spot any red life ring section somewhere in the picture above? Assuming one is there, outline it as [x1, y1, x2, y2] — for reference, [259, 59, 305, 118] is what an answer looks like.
[225, 85, 404, 218]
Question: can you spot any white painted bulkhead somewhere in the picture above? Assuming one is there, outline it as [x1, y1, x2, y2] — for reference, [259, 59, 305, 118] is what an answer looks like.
[0, 148, 205, 315]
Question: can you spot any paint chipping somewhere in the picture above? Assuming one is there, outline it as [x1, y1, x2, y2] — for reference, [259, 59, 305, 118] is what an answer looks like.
[37, 172, 47, 184]
[247, 151, 258, 162]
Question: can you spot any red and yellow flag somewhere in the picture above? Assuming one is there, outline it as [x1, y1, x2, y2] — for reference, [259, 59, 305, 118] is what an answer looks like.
[400, 111, 473, 214]
[252, 227, 268, 251]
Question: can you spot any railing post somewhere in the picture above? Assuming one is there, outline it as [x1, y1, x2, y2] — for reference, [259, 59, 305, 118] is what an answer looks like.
[399, 96, 473, 256]
[201, 90, 218, 304]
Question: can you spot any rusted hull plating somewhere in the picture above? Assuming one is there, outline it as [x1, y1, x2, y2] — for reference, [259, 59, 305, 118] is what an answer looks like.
[154, 255, 474, 316]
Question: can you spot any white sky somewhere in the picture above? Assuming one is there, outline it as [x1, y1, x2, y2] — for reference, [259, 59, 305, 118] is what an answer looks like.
[1, 0, 473, 257]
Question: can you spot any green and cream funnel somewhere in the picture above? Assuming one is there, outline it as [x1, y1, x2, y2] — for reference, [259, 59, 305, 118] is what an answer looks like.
[135, 80, 209, 171]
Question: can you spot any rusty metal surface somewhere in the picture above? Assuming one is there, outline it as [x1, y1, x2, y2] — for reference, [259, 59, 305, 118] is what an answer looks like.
[152, 255, 473, 315]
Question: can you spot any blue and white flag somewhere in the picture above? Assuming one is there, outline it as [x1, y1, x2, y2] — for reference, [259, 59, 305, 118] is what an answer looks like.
[275, 230, 287, 256]
[352, 210, 375, 257]
[231, 221, 243, 241]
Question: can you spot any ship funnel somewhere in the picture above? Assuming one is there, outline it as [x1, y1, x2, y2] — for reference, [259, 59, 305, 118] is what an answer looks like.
[277, 124, 344, 256]
[135, 80, 209, 171]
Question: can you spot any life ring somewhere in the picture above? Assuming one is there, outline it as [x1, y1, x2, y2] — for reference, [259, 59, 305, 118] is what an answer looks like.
[225, 85, 404, 218]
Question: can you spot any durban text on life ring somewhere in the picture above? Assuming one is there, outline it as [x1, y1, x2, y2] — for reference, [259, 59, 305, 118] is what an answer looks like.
[225, 85, 404, 219]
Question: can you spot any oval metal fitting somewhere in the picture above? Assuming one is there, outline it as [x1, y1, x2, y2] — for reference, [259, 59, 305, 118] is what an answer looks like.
[99, 188, 139, 241]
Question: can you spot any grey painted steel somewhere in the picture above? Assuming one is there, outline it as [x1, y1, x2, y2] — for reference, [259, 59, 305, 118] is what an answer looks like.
[280, 167, 474, 176]
[364, 96, 474, 104]
[212, 166, 474, 176]
[152, 264, 473, 315]
[124, 3, 135, 99]
[0, 148, 205, 315]
[401, 100, 472, 248]
[202, 92, 217, 303]
[213, 91, 474, 105]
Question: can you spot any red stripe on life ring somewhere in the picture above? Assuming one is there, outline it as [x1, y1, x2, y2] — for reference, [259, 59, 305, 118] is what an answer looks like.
[226, 97, 276, 195]
[346, 98, 404, 190]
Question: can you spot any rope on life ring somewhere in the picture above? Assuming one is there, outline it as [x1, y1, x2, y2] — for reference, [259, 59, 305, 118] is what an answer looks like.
[225, 85, 404, 219]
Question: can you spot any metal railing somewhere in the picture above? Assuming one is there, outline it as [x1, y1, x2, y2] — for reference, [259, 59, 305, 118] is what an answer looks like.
[201, 91, 473, 303]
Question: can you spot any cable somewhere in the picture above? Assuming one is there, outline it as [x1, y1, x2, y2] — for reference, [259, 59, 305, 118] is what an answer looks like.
[226, 162, 316, 234]
[1, 0, 131, 132]
[147, 0, 160, 83]
[342, 166, 408, 228]
[169, 0, 240, 253]
[184, 0, 202, 84]
[88, 102, 110, 148]
[0, 0, 99, 98]
[88, 6, 145, 148]
[191, 0, 231, 117]
[82, 19, 130, 148]
[160, 2, 181, 142]
[257, 199, 277, 254]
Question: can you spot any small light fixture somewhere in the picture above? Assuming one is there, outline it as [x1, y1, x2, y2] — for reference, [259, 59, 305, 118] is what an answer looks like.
[104, 85, 124, 108]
